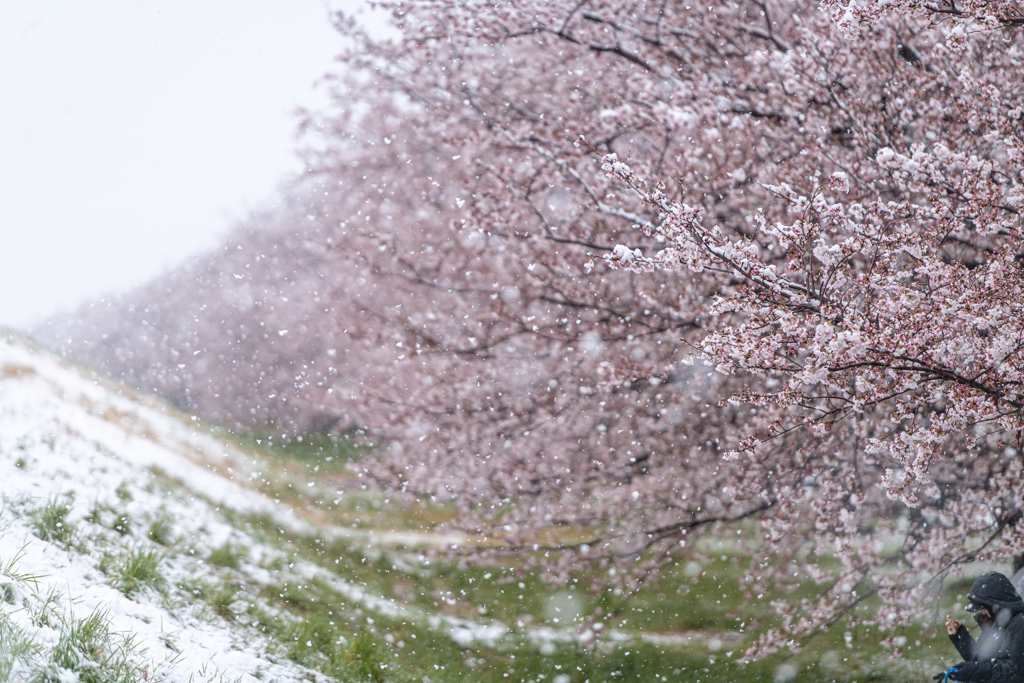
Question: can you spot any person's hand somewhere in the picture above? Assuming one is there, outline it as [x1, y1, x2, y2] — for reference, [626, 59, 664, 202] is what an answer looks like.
[948, 663, 976, 681]
[946, 614, 962, 635]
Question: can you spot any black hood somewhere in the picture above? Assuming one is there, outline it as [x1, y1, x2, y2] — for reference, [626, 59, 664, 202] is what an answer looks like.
[967, 572, 1024, 614]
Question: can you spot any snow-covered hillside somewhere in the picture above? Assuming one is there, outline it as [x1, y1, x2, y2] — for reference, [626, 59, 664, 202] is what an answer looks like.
[0, 331, 612, 683]
[0, 331, 330, 681]
[0, 331, 758, 683]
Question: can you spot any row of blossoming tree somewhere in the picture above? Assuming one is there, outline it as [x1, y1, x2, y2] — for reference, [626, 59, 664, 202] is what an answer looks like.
[40, 0, 1024, 657]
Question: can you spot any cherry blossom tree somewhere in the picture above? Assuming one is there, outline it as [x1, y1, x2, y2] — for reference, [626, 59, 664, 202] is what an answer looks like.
[306, 0, 1024, 656]
[40, 0, 1024, 657]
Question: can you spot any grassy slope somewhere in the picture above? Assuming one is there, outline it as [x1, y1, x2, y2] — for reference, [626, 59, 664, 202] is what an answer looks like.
[224, 432, 975, 683]
[0, 331, 981, 682]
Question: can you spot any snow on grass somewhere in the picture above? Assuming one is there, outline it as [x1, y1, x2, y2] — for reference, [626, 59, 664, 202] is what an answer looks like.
[0, 331, 602, 681]
[0, 332, 328, 682]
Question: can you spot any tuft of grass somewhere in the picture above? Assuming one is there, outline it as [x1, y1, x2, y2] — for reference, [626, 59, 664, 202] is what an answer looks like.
[344, 629, 388, 683]
[179, 578, 242, 621]
[112, 511, 132, 536]
[103, 547, 164, 596]
[114, 481, 133, 503]
[49, 610, 109, 672]
[147, 513, 175, 546]
[28, 587, 62, 629]
[28, 496, 75, 547]
[85, 498, 134, 536]
[0, 546, 37, 584]
[42, 609, 145, 683]
[208, 542, 245, 570]
[0, 609, 42, 679]
[86, 501, 104, 526]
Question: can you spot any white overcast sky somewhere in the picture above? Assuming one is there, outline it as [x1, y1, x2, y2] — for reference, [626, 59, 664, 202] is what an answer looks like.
[0, 0, 372, 330]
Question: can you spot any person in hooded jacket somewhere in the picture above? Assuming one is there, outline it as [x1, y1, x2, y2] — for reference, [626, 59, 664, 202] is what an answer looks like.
[940, 572, 1024, 682]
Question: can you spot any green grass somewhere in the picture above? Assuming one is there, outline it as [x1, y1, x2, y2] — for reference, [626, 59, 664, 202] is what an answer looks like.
[178, 578, 244, 620]
[28, 587, 62, 629]
[114, 481, 133, 503]
[102, 546, 164, 596]
[28, 496, 75, 548]
[340, 630, 388, 683]
[209, 501, 952, 683]
[42, 609, 145, 683]
[208, 542, 245, 570]
[0, 610, 42, 679]
[227, 430, 363, 473]
[147, 513, 175, 546]
[250, 573, 793, 683]
[176, 425, 453, 538]
[0, 548, 150, 682]
[83, 499, 135, 537]
[111, 511, 132, 536]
